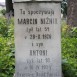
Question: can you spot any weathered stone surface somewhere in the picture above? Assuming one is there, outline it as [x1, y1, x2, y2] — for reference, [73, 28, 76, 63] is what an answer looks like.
[14, 2, 62, 77]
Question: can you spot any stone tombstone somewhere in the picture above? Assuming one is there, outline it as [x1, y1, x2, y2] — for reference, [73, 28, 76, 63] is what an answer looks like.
[13, 0, 62, 77]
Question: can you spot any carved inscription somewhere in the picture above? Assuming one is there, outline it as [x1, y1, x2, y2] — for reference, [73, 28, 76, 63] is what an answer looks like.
[14, 3, 61, 77]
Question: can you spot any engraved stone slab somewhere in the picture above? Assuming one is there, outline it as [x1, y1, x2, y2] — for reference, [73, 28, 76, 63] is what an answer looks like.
[14, 2, 62, 77]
